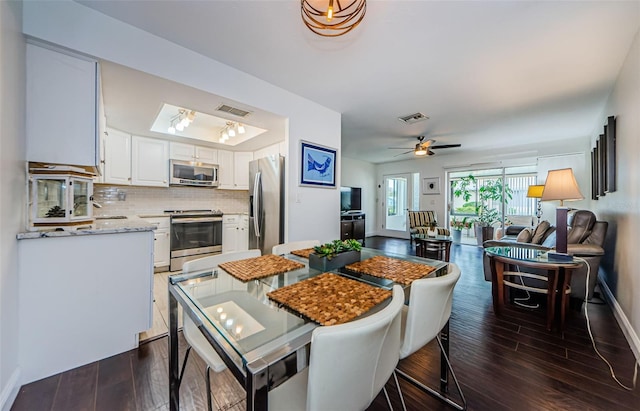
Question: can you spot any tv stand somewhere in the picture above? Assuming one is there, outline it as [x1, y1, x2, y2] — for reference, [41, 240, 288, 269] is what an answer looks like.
[340, 212, 365, 245]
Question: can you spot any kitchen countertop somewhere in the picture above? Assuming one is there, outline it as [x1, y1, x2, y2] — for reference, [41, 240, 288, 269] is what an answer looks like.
[17, 216, 155, 240]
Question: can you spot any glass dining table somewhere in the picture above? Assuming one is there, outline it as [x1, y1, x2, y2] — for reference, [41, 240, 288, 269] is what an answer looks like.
[168, 247, 449, 411]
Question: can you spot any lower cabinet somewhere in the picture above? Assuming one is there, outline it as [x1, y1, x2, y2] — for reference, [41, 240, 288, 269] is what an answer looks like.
[17, 231, 154, 384]
[340, 213, 366, 244]
[143, 216, 170, 270]
[223, 214, 249, 253]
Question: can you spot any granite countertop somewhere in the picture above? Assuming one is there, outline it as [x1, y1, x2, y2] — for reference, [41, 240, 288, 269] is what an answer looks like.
[17, 216, 155, 240]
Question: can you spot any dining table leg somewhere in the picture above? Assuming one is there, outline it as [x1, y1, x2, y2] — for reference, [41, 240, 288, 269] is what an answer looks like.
[169, 290, 180, 411]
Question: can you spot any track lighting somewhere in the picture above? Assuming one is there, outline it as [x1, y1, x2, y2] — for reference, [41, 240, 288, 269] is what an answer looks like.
[167, 108, 196, 134]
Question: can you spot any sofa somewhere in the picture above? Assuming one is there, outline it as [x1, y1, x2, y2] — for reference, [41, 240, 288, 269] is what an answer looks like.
[408, 210, 450, 244]
[482, 210, 607, 301]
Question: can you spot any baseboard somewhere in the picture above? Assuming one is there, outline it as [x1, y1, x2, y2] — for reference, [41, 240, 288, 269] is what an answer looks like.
[0, 368, 21, 411]
[598, 274, 640, 362]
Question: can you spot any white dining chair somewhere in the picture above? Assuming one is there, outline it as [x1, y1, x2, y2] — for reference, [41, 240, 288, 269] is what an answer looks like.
[180, 249, 261, 411]
[395, 262, 466, 411]
[268, 285, 405, 411]
[272, 240, 321, 256]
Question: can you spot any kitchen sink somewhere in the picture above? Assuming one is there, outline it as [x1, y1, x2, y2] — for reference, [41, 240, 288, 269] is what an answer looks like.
[95, 215, 128, 220]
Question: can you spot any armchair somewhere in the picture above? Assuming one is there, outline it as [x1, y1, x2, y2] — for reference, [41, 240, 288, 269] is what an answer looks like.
[408, 210, 450, 245]
[483, 210, 607, 301]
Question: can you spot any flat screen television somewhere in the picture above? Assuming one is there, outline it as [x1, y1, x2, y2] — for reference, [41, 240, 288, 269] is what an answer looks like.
[340, 186, 362, 212]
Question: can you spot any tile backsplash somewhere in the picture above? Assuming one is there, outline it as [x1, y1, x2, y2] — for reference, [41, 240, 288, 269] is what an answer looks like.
[94, 184, 249, 215]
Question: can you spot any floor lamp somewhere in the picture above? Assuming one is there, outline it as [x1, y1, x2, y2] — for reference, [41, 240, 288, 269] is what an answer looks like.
[526, 184, 545, 224]
[540, 168, 584, 261]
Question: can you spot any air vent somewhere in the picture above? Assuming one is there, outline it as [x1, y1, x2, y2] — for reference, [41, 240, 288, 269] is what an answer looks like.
[398, 112, 429, 124]
[216, 104, 252, 118]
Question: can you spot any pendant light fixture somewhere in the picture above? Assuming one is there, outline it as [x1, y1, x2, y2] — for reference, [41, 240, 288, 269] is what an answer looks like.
[301, 0, 367, 37]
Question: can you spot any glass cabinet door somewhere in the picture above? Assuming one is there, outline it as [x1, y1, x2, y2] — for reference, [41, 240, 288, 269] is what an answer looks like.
[35, 178, 68, 220]
[72, 178, 91, 219]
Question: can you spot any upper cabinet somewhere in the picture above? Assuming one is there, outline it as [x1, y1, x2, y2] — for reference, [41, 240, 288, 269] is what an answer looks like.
[169, 142, 217, 164]
[26, 43, 99, 167]
[132, 136, 169, 187]
[103, 128, 131, 185]
[100, 129, 168, 187]
[218, 150, 253, 190]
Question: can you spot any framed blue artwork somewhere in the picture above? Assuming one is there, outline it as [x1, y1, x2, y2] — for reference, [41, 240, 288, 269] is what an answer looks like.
[300, 141, 337, 188]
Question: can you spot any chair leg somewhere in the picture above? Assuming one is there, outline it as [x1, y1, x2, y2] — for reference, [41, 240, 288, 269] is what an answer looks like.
[206, 365, 213, 411]
[382, 386, 394, 411]
[178, 346, 192, 388]
[393, 371, 407, 411]
[395, 337, 467, 410]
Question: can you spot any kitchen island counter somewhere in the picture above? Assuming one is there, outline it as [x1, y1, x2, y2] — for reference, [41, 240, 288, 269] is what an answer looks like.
[17, 216, 155, 240]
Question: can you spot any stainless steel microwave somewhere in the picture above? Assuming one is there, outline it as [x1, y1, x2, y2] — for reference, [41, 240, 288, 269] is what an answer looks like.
[169, 160, 219, 187]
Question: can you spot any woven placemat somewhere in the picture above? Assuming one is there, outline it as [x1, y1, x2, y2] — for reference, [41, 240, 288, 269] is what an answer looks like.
[290, 248, 314, 258]
[267, 273, 391, 326]
[218, 254, 304, 282]
[345, 256, 436, 286]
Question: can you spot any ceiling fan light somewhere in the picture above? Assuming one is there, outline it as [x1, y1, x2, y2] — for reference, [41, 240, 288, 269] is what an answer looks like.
[237, 124, 245, 134]
[228, 128, 236, 137]
[167, 125, 176, 134]
[175, 122, 185, 132]
[415, 148, 428, 156]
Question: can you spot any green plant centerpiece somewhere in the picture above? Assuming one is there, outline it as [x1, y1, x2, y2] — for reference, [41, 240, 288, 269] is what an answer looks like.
[309, 239, 362, 271]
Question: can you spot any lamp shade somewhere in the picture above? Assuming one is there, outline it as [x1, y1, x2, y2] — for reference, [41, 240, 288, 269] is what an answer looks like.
[541, 168, 584, 204]
[526, 185, 545, 199]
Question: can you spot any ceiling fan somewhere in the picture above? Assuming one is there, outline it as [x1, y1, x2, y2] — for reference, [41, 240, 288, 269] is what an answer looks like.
[388, 136, 462, 157]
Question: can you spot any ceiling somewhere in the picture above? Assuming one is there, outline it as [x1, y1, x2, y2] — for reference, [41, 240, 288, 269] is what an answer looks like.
[80, 1, 640, 164]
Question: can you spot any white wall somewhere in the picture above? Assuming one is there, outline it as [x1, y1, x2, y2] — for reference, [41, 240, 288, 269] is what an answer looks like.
[21, 1, 341, 245]
[341, 157, 376, 235]
[591, 29, 640, 355]
[0, 1, 25, 408]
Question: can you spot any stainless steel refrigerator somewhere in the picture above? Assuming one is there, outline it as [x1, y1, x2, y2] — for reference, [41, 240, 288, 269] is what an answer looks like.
[249, 155, 285, 255]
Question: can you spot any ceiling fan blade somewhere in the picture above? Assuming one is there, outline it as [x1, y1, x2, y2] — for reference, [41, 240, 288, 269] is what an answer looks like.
[419, 139, 436, 148]
[393, 150, 413, 157]
[430, 144, 462, 149]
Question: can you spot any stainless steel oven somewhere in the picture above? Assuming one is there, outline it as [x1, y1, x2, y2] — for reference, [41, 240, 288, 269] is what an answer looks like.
[169, 210, 223, 271]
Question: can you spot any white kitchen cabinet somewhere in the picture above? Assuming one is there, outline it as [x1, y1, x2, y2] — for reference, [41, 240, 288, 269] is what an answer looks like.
[169, 142, 217, 164]
[142, 217, 170, 269]
[132, 136, 169, 187]
[103, 128, 132, 185]
[234, 152, 253, 190]
[26, 43, 99, 167]
[218, 150, 253, 190]
[223, 214, 249, 253]
[18, 230, 154, 384]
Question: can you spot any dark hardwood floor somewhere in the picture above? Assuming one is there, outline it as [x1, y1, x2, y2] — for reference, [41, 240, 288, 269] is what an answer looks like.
[12, 237, 640, 411]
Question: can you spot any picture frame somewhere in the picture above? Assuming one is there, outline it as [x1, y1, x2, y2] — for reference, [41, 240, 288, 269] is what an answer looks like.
[605, 116, 616, 192]
[422, 177, 440, 195]
[299, 140, 337, 188]
[591, 115, 617, 200]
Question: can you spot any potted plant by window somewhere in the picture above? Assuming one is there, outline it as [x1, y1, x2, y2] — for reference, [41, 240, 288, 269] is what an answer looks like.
[450, 217, 471, 243]
[309, 239, 362, 271]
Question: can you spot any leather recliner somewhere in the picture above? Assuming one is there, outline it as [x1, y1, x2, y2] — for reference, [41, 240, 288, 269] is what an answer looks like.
[482, 210, 608, 301]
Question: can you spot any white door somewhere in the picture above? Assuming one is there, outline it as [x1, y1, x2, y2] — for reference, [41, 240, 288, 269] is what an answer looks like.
[379, 174, 412, 238]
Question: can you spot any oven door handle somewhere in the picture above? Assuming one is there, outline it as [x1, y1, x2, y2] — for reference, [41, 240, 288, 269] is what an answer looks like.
[171, 217, 223, 224]
[253, 171, 261, 238]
